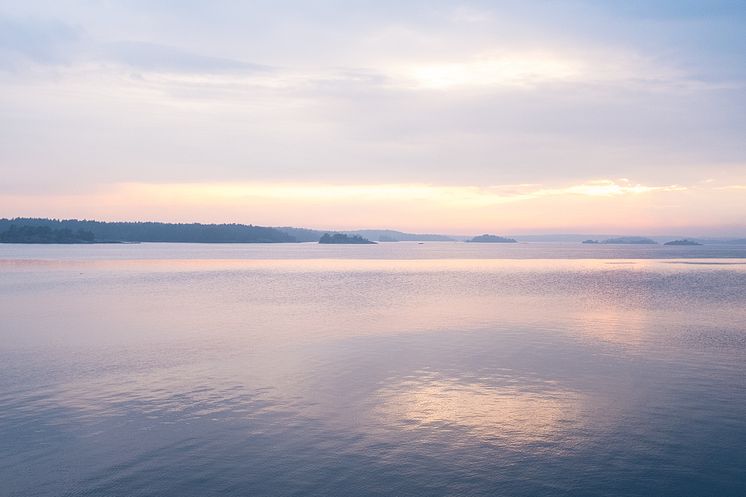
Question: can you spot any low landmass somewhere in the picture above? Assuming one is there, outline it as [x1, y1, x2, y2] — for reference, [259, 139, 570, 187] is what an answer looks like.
[601, 236, 657, 245]
[466, 234, 518, 243]
[664, 239, 702, 246]
[319, 233, 376, 244]
[0, 225, 97, 244]
[378, 235, 399, 242]
[0, 218, 296, 243]
[351, 230, 453, 242]
[275, 226, 326, 242]
[2, 217, 741, 246]
[277, 227, 453, 242]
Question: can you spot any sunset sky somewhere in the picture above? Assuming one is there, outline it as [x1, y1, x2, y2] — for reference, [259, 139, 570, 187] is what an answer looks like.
[1, 1, 745, 234]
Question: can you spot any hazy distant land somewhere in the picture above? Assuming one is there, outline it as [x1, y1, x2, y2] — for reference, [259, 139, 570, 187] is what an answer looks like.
[0, 219, 451, 244]
[466, 234, 518, 243]
[278, 227, 454, 243]
[319, 233, 376, 244]
[1, 218, 745, 245]
[664, 239, 702, 246]
[601, 236, 657, 245]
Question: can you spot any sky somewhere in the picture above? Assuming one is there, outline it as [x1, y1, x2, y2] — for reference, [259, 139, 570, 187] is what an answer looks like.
[1, 0, 745, 235]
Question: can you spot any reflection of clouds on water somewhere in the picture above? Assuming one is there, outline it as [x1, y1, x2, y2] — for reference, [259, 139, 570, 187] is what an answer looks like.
[376, 375, 585, 445]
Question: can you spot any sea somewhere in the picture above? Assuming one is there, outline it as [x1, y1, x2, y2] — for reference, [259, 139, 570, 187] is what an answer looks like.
[1, 242, 745, 496]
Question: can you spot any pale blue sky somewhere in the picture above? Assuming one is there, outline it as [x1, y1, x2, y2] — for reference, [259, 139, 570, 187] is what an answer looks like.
[1, 1, 744, 232]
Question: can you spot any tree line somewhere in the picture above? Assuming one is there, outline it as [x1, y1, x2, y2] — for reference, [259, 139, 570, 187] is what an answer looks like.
[0, 225, 96, 243]
[0, 218, 297, 243]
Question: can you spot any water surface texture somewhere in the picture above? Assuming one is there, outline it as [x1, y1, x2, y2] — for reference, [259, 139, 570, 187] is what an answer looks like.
[1, 243, 745, 496]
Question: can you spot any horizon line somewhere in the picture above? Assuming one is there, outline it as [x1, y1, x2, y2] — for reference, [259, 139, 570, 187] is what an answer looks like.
[2, 216, 745, 240]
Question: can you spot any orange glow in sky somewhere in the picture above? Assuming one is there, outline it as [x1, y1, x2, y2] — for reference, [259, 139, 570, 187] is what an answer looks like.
[2, 178, 744, 235]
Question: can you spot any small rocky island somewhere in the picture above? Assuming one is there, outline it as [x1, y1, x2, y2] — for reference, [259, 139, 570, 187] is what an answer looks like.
[466, 234, 518, 243]
[319, 233, 376, 244]
[664, 239, 702, 246]
[601, 236, 657, 245]
[582, 239, 600, 244]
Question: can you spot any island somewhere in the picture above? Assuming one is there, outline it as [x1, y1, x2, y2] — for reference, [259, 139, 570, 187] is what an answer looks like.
[466, 234, 518, 243]
[582, 239, 600, 244]
[0, 225, 96, 244]
[601, 236, 657, 245]
[319, 233, 376, 244]
[664, 239, 702, 246]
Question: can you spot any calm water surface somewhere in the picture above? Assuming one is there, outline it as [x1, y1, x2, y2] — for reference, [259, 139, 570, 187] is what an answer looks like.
[1, 243, 745, 496]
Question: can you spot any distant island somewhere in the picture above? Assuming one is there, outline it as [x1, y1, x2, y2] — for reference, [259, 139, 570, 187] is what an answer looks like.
[601, 236, 657, 245]
[0, 225, 97, 244]
[319, 233, 376, 244]
[582, 239, 600, 244]
[277, 226, 453, 242]
[466, 234, 517, 243]
[664, 239, 702, 246]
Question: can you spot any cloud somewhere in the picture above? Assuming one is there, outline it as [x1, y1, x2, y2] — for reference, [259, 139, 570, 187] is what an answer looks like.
[555, 179, 686, 197]
[107, 178, 689, 208]
[100, 41, 270, 74]
[715, 185, 746, 190]
[0, 17, 269, 76]
[0, 17, 81, 68]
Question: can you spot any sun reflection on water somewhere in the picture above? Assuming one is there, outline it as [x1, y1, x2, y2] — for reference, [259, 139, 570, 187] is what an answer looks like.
[376, 375, 584, 445]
